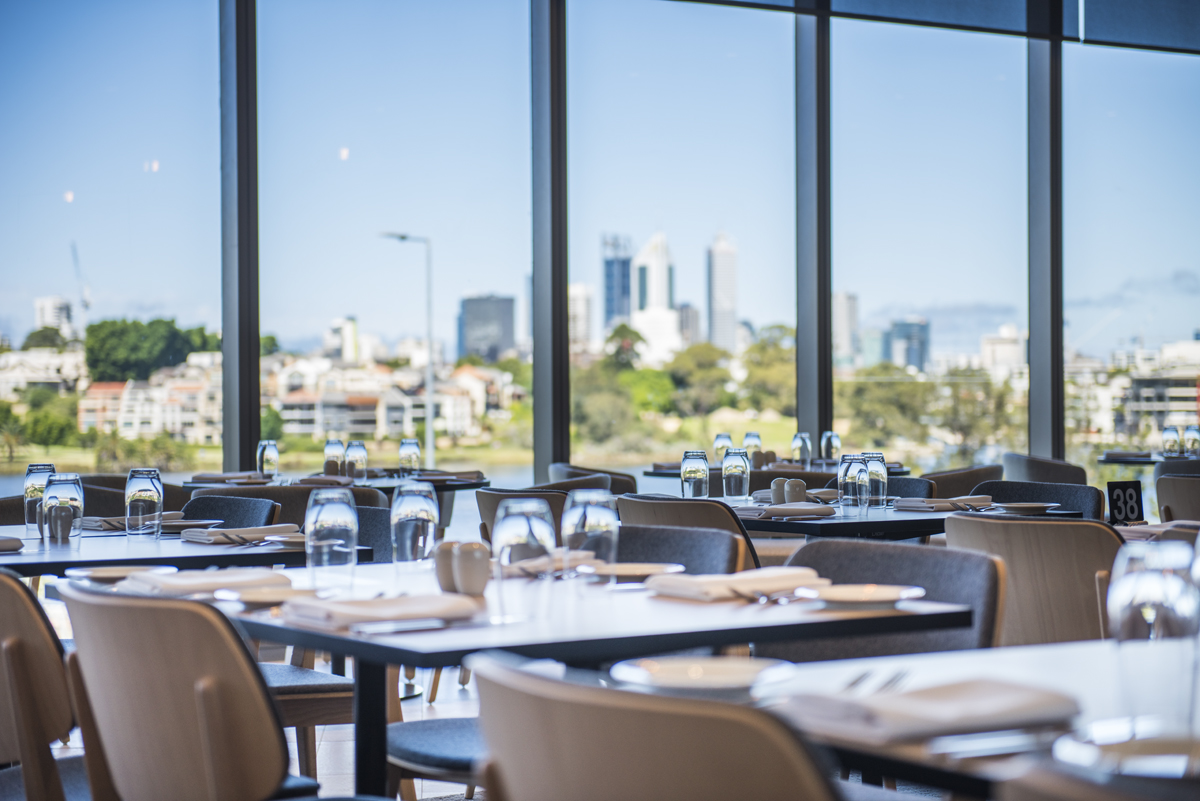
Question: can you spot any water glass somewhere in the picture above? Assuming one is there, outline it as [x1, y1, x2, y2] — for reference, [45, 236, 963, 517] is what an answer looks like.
[491, 498, 558, 623]
[1185, 425, 1200, 458]
[256, 439, 280, 476]
[42, 473, 84, 547]
[838, 455, 867, 516]
[820, 431, 841, 462]
[304, 488, 358, 592]
[791, 433, 812, 470]
[722, 448, 751, 504]
[1107, 541, 1200, 738]
[742, 431, 762, 454]
[345, 440, 369, 483]
[125, 468, 164, 537]
[324, 439, 345, 476]
[561, 489, 619, 580]
[712, 432, 733, 463]
[23, 463, 55, 537]
[1162, 426, 1182, 458]
[680, 450, 710, 498]
[865, 453, 888, 508]
[398, 438, 422, 476]
[390, 480, 440, 563]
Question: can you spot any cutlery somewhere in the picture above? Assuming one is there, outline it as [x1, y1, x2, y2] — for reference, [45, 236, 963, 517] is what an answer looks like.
[839, 670, 873, 694]
[871, 670, 909, 694]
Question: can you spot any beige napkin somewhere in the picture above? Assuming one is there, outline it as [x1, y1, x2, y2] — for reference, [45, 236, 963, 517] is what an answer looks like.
[82, 511, 185, 531]
[737, 502, 836, 520]
[776, 679, 1080, 744]
[281, 594, 480, 629]
[646, 566, 829, 601]
[0, 538, 23, 553]
[1116, 520, 1199, 542]
[296, 475, 354, 487]
[808, 488, 839, 503]
[893, 495, 991, 512]
[181, 524, 300, 544]
[497, 550, 600, 578]
[192, 471, 265, 483]
[118, 568, 290, 596]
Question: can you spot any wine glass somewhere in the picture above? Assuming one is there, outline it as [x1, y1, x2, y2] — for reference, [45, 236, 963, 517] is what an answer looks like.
[864, 453, 888, 508]
[742, 431, 762, 454]
[791, 433, 812, 470]
[261, 440, 280, 477]
[304, 487, 358, 592]
[345, 440, 369, 483]
[820, 431, 842, 463]
[1162, 426, 1182, 458]
[42, 473, 84, 547]
[125, 468, 164, 537]
[23, 463, 55, 537]
[561, 489, 619, 580]
[680, 451, 710, 498]
[390, 480, 440, 564]
[398, 439, 422, 476]
[490, 498, 558, 623]
[323, 439, 345, 476]
[1184, 425, 1200, 458]
[712, 433, 733, 463]
[721, 448, 751, 504]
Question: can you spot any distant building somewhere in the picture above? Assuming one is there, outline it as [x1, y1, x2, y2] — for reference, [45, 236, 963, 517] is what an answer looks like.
[602, 235, 632, 328]
[394, 337, 444, 369]
[981, 324, 1027, 380]
[735, 320, 755, 358]
[678, 302, 702, 348]
[567, 284, 593, 356]
[34, 296, 74, 339]
[629, 233, 682, 367]
[886, 317, 930, 372]
[707, 234, 738, 354]
[458, 295, 515, 362]
[832, 292, 858, 369]
[323, 317, 359, 364]
[0, 348, 87, 400]
[859, 327, 885, 368]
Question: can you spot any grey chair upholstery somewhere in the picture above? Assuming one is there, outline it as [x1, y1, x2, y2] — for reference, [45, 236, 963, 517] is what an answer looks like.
[530, 474, 611, 492]
[1156, 475, 1200, 522]
[821, 476, 934, 499]
[754, 540, 1005, 664]
[616, 495, 761, 569]
[476, 488, 569, 543]
[1002, 453, 1087, 485]
[548, 463, 637, 494]
[0, 496, 22, 526]
[81, 473, 191, 511]
[82, 484, 126, 517]
[1153, 458, 1200, 482]
[181, 495, 278, 528]
[191, 485, 388, 527]
[356, 505, 394, 563]
[920, 464, 1003, 499]
[972, 480, 1105, 520]
[614, 525, 739, 575]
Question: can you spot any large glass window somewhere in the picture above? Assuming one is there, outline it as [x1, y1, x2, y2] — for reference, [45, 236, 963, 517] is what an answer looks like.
[831, 18, 1028, 473]
[256, 0, 533, 490]
[567, 0, 796, 479]
[0, 0, 221, 493]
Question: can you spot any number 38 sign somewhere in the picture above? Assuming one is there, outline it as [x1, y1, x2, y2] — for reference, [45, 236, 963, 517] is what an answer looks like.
[1108, 481, 1144, 525]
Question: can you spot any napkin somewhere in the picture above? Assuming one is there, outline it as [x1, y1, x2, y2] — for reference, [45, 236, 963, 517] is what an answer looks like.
[118, 568, 290, 596]
[646, 566, 829, 602]
[808, 489, 839, 503]
[416, 470, 485, 482]
[181, 524, 300, 544]
[735, 503, 836, 520]
[1104, 450, 1151, 460]
[498, 550, 600, 578]
[296, 475, 354, 487]
[0, 537, 23, 553]
[776, 679, 1080, 744]
[281, 594, 480, 630]
[82, 511, 185, 531]
[192, 471, 265, 483]
[1116, 520, 1199, 543]
[893, 495, 992, 512]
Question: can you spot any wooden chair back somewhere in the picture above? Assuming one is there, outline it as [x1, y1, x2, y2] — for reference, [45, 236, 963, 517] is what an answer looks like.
[475, 489, 568, 544]
[1001, 453, 1088, 485]
[548, 463, 637, 494]
[0, 495, 23, 526]
[616, 495, 759, 569]
[1156, 475, 1200, 523]
[919, 464, 1003, 498]
[529, 474, 611, 492]
[192, 485, 387, 527]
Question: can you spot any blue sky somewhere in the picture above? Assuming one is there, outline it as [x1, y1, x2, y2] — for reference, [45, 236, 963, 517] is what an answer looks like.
[1, 0, 1197, 361]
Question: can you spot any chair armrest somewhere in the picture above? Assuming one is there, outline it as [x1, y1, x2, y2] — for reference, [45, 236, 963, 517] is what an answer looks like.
[1095, 570, 1111, 639]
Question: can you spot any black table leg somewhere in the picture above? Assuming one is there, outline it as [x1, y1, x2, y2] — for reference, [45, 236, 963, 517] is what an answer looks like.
[354, 659, 388, 796]
[332, 654, 346, 675]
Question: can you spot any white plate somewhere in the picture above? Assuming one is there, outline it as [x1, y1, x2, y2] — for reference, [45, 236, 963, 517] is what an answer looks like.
[576, 562, 685, 582]
[64, 566, 178, 582]
[610, 656, 798, 690]
[992, 502, 1060, 515]
[161, 519, 223, 533]
[213, 587, 316, 606]
[264, 533, 307, 547]
[795, 584, 926, 607]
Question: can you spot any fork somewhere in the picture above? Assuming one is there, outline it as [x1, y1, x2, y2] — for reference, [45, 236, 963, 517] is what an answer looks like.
[872, 670, 909, 694]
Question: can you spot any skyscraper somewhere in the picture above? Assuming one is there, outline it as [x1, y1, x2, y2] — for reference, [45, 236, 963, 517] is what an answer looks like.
[458, 295, 515, 362]
[567, 283, 593, 356]
[706, 233, 737, 355]
[629, 232, 682, 367]
[34, 296, 74, 339]
[678, 302, 702, 347]
[886, 317, 930, 372]
[832, 292, 858, 368]
[602, 234, 631, 329]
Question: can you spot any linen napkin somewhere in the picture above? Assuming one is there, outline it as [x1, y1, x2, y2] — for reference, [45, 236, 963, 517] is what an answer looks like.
[0, 538, 23, 553]
[281, 594, 480, 630]
[735, 503, 836, 520]
[646, 566, 829, 602]
[1104, 450, 1151, 460]
[82, 511, 185, 531]
[775, 679, 1080, 744]
[1116, 520, 1199, 543]
[117, 567, 290, 596]
[497, 550, 601, 578]
[192, 471, 265, 483]
[893, 495, 992, 512]
[181, 524, 300, 544]
[808, 489, 839, 503]
[296, 475, 354, 487]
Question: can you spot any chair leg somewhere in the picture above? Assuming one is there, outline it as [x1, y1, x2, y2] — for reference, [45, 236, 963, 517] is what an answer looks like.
[427, 667, 442, 703]
[883, 777, 898, 790]
[399, 778, 417, 801]
[296, 725, 318, 779]
[404, 665, 416, 681]
[466, 784, 476, 799]
[386, 763, 402, 799]
[458, 666, 472, 687]
[387, 665, 404, 723]
[331, 654, 346, 675]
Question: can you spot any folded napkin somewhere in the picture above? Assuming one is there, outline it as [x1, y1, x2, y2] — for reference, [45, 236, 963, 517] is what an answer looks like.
[498, 550, 600, 578]
[281, 594, 480, 629]
[0, 537, 23, 553]
[1116, 520, 1199, 542]
[735, 503, 836, 520]
[751, 489, 774, 503]
[646, 566, 829, 602]
[893, 495, 992, 512]
[652, 462, 682, 471]
[777, 679, 1080, 744]
[296, 475, 353, 486]
[118, 568, 290, 596]
[808, 489, 838, 503]
[1104, 450, 1152, 459]
[416, 470, 486, 482]
[181, 524, 300, 544]
[192, 471, 265, 483]
[82, 511, 185, 531]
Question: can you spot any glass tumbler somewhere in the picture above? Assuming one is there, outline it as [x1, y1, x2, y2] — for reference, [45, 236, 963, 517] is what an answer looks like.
[1185, 425, 1200, 458]
[42, 473, 84, 547]
[324, 439, 345, 476]
[23, 463, 56, 537]
[561, 489, 619, 581]
[722, 448, 751, 504]
[865, 453, 888, 508]
[261, 440, 280, 477]
[838, 455, 867, 516]
[820, 431, 841, 462]
[256, 439, 267, 473]
[1162, 426, 1182, 458]
[742, 431, 763, 454]
[491, 498, 558, 623]
[398, 438, 422, 476]
[791, 433, 812, 470]
[125, 468, 164, 537]
[345, 440, 369, 483]
[680, 450, 710, 498]
[304, 487, 359, 592]
[390, 480, 440, 564]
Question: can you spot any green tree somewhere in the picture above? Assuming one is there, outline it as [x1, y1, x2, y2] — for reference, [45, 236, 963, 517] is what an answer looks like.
[618, 369, 675, 415]
[22, 387, 58, 411]
[261, 406, 285, 440]
[456, 354, 485, 368]
[934, 368, 1001, 464]
[666, 343, 734, 418]
[85, 318, 203, 381]
[602, 324, 646, 372]
[0, 419, 22, 462]
[21, 327, 66, 350]
[741, 324, 796, 415]
[577, 391, 636, 443]
[494, 357, 533, 393]
[24, 407, 74, 452]
[185, 327, 221, 352]
[259, 334, 280, 356]
[835, 362, 934, 449]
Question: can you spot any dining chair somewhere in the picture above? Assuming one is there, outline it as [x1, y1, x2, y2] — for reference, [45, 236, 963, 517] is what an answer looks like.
[80, 474, 191, 512]
[466, 650, 895, 801]
[944, 513, 1124, 645]
[191, 485, 388, 528]
[0, 568, 96, 801]
[971, 480, 1105, 520]
[548, 463, 638, 494]
[820, 476, 934, 499]
[1001, 453, 1088, 485]
[58, 582, 388, 801]
[1152, 458, 1200, 482]
[79, 485, 126, 518]
[529, 474, 612, 492]
[615, 495, 761, 569]
[755, 539, 1005, 663]
[997, 762, 1191, 801]
[0, 496, 22, 526]
[919, 464, 1003, 499]
[751, 469, 839, 494]
[614, 525, 740, 575]
[180, 495, 280, 528]
[1156, 475, 1200, 522]
[475, 489, 568, 543]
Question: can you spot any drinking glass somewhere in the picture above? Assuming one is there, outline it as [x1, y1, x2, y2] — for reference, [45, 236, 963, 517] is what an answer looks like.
[491, 498, 558, 623]
[1162, 426, 1182, 458]
[712, 433, 733, 463]
[390, 480, 440, 563]
[722, 448, 751, 504]
[838, 455, 867, 516]
[865, 453, 888, 508]
[42, 473, 84, 547]
[261, 440, 280, 477]
[304, 487, 358, 592]
[820, 431, 841, 462]
[1185, 425, 1200, 458]
[125, 468, 164, 537]
[345, 440, 369, 483]
[742, 431, 762, 454]
[23, 463, 55, 537]
[791, 433, 812, 470]
[323, 439, 345, 476]
[1107, 541, 1200, 739]
[256, 439, 267, 473]
[680, 450, 710, 498]
[560, 489, 619, 581]
[398, 438, 422, 476]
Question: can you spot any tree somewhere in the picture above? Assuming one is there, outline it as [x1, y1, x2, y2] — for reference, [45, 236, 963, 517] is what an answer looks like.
[0, 419, 22, 462]
[576, 391, 636, 443]
[741, 324, 796, 415]
[835, 362, 934, 449]
[24, 407, 74, 452]
[261, 406, 285, 440]
[259, 334, 280, 356]
[22, 327, 66, 350]
[618, 369, 675, 415]
[456, 354, 485, 368]
[186, 327, 221, 352]
[86, 318, 207, 381]
[494, 357, 533, 393]
[602, 324, 645, 372]
[666, 343, 734, 418]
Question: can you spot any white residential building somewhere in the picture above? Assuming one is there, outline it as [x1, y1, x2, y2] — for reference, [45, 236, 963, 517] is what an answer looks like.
[0, 348, 88, 400]
[832, 292, 857, 369]
[629, 232, 682, 367]
[567, 283, 593, 356]
[34, 296, 75, 339]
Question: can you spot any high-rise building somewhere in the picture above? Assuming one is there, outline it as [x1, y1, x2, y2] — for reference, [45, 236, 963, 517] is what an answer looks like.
[34, 296, 74, 339]
[832, 292, 858, 368]
[602, 235, 631, 329]
[629, 233, 682, 367]
[458, 295, 515, 362]
[678, 302, 702, 347]
[706, 234, 737, 354]
[885, 317, 930, 372]
[323, 317, 359, 363]
[567, 283, 593, 355]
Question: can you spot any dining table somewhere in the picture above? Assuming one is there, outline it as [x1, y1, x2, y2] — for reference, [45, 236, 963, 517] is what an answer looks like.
[225, 562, 973, 795]
[180, 475, 491, 493]
[642, 463, 911, 480]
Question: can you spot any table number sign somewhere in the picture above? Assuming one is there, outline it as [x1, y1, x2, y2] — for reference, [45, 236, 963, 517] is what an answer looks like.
[1107, 481, 1145, 525]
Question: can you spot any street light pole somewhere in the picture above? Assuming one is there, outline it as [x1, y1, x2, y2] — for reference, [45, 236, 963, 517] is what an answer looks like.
[382, 233, 436, 469]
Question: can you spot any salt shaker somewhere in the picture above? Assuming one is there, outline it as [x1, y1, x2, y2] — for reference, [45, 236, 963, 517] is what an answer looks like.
[784, 479, 808, 504]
